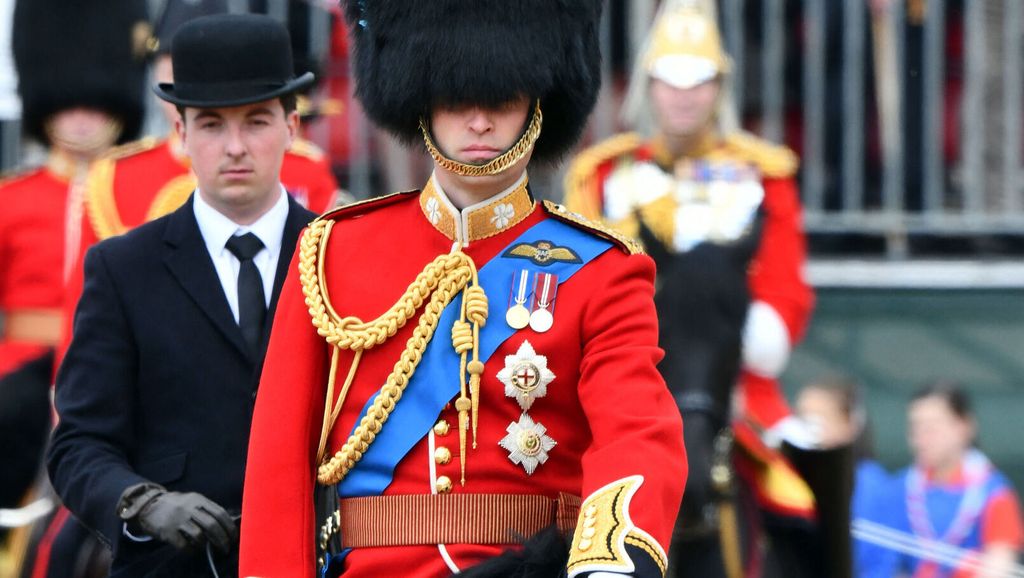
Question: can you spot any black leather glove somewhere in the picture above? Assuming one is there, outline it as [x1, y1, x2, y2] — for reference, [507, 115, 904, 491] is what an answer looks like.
[117, 483, 237, 552]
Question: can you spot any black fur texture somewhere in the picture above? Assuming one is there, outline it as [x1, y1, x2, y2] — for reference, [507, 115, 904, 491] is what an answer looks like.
[342, 0, 603, 163]
[12, 0, 148, 145]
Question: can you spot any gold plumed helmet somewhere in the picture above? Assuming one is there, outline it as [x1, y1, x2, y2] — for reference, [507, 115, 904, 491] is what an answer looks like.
[642, 1, 730, 89]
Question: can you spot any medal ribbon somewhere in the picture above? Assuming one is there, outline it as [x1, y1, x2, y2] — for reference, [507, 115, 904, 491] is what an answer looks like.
[339, 217, 612, 497]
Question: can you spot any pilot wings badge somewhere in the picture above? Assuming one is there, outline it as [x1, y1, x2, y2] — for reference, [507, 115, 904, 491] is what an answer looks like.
[502, 240, 582, 267]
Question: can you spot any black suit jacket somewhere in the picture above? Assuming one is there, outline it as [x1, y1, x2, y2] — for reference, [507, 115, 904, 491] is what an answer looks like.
[48, 194, 314, 576]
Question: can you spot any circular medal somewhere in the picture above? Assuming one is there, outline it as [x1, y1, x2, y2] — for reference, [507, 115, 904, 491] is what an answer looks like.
[506, 304, 531, 329]
[529, 308, 553, 333]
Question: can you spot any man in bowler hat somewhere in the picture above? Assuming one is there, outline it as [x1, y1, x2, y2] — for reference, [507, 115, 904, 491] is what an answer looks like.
[47, 14, 316, 576]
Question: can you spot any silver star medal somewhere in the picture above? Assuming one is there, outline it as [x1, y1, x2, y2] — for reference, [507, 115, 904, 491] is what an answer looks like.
[496, 340, 555, 411]
[499, 414, 556, 475]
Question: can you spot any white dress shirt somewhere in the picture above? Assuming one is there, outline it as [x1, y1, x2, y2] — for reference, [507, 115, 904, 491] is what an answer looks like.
[193, 187, 288, 323]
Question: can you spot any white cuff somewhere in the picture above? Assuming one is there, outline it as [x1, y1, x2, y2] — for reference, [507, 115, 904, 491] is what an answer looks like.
[763, 415, 821, 450]
[742, 301, 791, 378]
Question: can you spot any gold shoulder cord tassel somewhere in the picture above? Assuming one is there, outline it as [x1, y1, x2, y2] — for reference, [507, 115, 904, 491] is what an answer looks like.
[302, 220, 488, 486]
[450, 259, 488, 484]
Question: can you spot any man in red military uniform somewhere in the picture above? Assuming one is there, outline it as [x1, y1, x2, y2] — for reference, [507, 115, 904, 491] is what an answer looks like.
[0, 0, 148, 572]
[564, 1, 814, 443]
[564, 5, 857, 576]
[240, 1, 686, 577]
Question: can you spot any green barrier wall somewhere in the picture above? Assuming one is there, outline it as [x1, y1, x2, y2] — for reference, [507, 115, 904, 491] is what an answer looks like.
[782, 289, 1024, 490]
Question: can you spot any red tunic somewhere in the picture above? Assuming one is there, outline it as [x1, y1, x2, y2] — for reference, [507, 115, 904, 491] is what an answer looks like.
[240, 176, 686, 577]
[564, 132, 814, 429]
[0, 163, 73, 375]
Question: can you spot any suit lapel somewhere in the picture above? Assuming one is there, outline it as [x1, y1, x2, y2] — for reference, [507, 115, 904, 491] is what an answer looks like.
[163, 195, 253, 361]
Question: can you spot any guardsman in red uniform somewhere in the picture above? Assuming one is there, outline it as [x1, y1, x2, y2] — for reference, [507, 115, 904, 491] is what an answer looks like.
[240, 1, 686, 577]
[564, 5, 856, 576]
[0, 0, 147, 572]
[564, 1, 814, 446]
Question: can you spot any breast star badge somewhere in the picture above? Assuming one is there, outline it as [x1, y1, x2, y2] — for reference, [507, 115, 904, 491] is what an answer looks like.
[499, 414, 556, 475]
[496, 340, 556, 411]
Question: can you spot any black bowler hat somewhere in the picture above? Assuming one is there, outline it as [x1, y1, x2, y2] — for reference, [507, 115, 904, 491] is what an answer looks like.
[154, 13, 315, 108]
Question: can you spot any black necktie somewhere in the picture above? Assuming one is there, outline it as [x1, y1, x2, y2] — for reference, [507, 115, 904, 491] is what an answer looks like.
[225, 233, 266, 353]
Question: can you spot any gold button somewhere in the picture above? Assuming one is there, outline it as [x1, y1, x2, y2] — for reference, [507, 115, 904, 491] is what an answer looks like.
[578, 538, 593, 551]
[434, 447, 452, 465]
[433, 419, 450, 436]
[581, 527, 596, 539]
[435, 475, 453, 494]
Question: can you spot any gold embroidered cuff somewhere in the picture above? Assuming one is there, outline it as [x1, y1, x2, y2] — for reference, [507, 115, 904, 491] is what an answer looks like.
[566, 475, 668, 577]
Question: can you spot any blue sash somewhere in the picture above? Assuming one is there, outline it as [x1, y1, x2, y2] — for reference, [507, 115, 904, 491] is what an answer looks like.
[338, 217, 612, 497]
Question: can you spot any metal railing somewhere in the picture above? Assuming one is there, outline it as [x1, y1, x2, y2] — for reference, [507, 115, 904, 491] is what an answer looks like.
[590, 1, 1024, 257]
[721, 0, 1024, 255]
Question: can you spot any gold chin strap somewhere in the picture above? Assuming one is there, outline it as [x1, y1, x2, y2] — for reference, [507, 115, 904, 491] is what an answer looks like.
[420, 100, 543, 178]
[303, 218, 488, 486]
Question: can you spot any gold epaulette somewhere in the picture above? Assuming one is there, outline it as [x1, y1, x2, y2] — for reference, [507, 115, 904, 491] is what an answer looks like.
[542, 200, 644, 256]
[563, 133, 643, 221]
[314, 190, 417, 223]
[100, 136, 161, 161]
[288, 138, 326, 162]
[720, 131, 799, 178]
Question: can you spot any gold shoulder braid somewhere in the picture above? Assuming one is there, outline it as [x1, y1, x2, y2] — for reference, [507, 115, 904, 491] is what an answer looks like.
[84, 158, 124, 240]
[86, 159, 196, 241]
[563, 132, 643, 222]
[301, 217, 489, 486]
[145, 174, 197, 222]
[102, 136, 159, 161]
[542, 200, 644, 256]
[720, 132, 799, 179]
[289, 137, 326, 161]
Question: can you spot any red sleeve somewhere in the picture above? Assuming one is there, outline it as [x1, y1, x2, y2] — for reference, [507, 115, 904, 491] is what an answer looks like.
[982, 487, 1024, 549]
[576, 251, 686, 551]
[739, 372, 792, 429]
[737, 177, 811, 429]
[748, 177, 814, 341]
[240, 239, 329, 577]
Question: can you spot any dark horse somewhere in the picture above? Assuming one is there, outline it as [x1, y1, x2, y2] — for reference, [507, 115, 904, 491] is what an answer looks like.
[638, 216, 852, 578]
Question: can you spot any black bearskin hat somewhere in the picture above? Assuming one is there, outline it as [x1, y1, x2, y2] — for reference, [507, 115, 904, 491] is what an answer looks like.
[343, 0, 603, 163]
[12, 0, 149, 145]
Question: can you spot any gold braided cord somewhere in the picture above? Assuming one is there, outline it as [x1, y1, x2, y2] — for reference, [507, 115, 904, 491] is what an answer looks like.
[145, 174, 197, 222]
[300, 219, 488, 485]
[85, 161, 196, 242]
[420, 100, 543, 177]
[84, 157, 124, 240]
